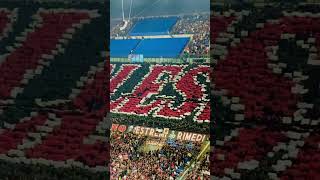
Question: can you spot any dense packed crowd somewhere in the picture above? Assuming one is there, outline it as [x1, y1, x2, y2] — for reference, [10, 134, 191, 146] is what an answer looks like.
[184, 152, 210, 180]
[110, 62, 210, 178]
[173, 14, 210, 57]
[110, 131, 203, 179]
[110, 63, 210, 132]
[184, 33, 210, 57]
[172, 14, 210, 35]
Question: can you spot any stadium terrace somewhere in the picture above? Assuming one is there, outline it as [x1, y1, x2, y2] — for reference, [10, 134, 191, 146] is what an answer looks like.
[110, 3, 210, 179]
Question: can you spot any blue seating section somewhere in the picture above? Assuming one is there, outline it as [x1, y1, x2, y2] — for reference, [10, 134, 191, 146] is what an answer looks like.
[135, 38, 189, 58]
[129, 17, 178, 36]
[110, 38, 189, 58]
[110, 39, 140, 57]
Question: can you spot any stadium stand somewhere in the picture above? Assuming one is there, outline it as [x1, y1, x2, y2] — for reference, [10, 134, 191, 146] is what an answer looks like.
[172, 14, 209, 35]
[110, 10, 210, 179]
[172, 13, 210, 57]
[0, 1, 109, 179]
[211, 2, 320, 180]
[184, 152, 210, 180]
[110, 131, 203, 179]
[110, 63, 210, 132]
[128, 17, 178, 36]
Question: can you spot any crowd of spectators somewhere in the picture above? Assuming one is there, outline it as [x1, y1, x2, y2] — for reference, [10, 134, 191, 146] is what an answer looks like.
[172, 14, 209, 35]
[110, 131, 204, 179]
[184, 33, 210, 58]
[173, 14, 210, 58]
[184, 152, 210, 180]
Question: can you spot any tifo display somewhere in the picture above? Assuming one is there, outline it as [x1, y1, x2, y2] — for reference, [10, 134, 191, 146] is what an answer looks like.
[110, 63, 210, 123]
